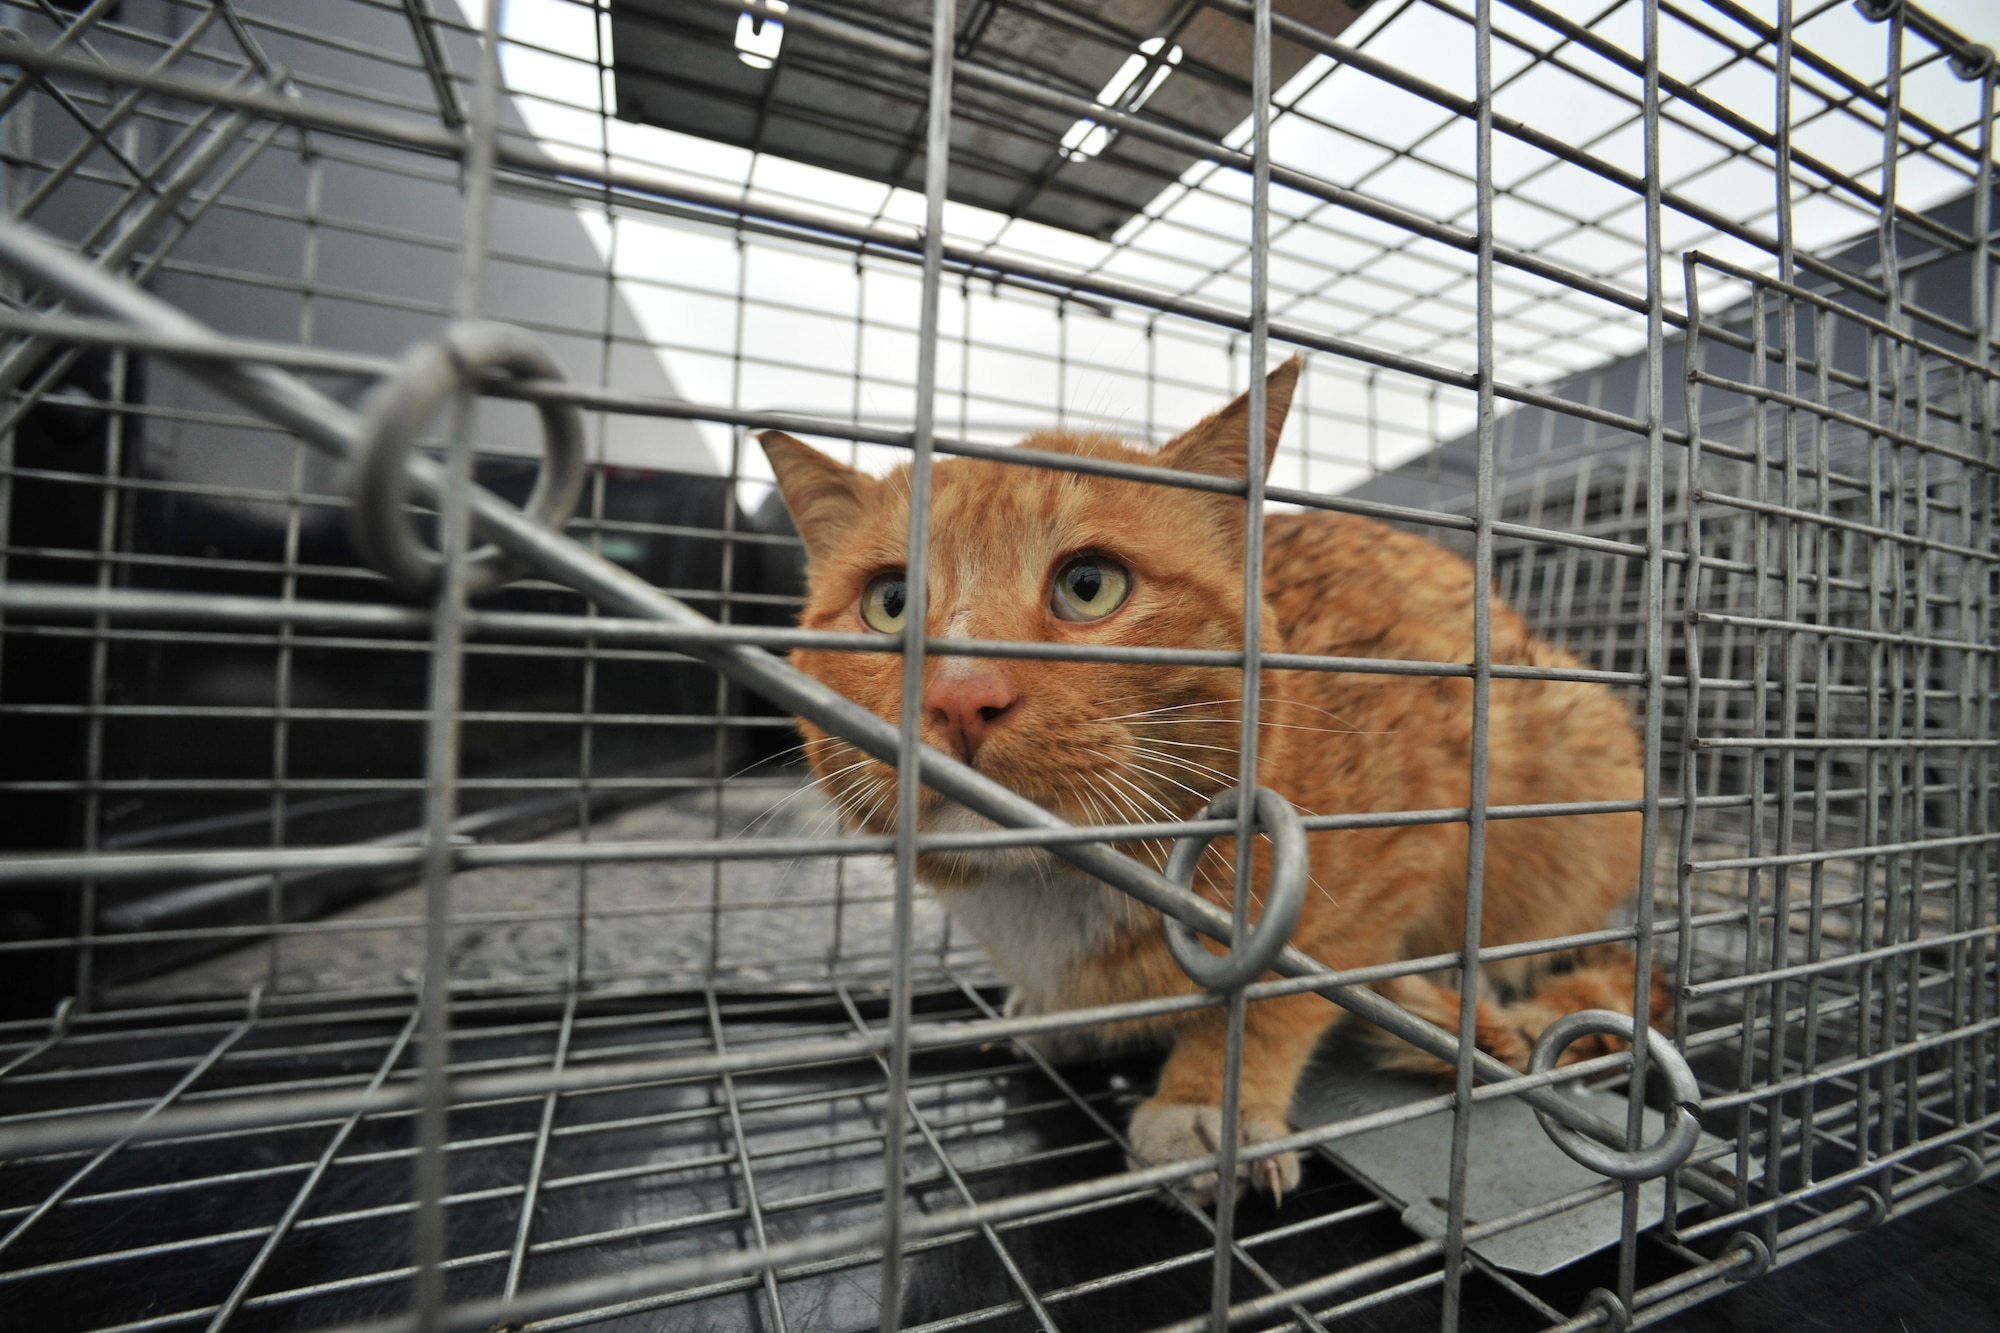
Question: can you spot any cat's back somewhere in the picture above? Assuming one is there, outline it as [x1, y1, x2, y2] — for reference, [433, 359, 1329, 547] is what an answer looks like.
[1261, 509, 1552, 666]
[1259, 508, 1641, 827]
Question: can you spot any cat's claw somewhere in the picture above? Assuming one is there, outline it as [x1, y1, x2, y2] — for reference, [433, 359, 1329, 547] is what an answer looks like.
[1258, 1155, 1287, 1208]
[1127, 1100, 1301, 1209]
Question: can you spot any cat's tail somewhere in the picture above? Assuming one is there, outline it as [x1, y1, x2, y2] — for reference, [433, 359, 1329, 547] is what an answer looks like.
[1365, 945, 1674, 1076]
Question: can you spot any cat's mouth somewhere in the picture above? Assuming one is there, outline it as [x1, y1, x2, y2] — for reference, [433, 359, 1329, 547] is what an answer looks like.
[812, 745, 1138, 841]
[919, 786, 1135, 843]
[919, 787, 1075, 832]
[925, 801, 1001, 838]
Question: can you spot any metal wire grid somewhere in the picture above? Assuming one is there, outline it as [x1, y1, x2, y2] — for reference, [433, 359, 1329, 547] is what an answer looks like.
[1420, 249, 2000, 1279]
[0, 1, 1995, 1332]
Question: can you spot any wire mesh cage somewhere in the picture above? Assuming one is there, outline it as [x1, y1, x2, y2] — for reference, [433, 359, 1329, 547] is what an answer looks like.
[0, 0, 1995, 1331]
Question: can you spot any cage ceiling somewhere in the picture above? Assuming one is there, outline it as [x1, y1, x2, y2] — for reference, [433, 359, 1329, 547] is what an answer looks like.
[608, 0, 1370, 238]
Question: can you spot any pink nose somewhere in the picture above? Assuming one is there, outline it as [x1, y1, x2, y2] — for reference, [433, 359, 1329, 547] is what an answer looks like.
[923, 666, 1018, 764]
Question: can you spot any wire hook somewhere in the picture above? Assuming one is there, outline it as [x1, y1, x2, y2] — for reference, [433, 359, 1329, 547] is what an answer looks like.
[1527, 1009, 1703, 1181]
[1160, 785, 1306, 992]
[350, 319, 586, 599]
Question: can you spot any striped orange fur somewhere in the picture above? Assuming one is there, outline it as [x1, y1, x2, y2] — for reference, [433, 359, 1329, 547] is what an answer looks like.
[759, 358, 1663, 1206]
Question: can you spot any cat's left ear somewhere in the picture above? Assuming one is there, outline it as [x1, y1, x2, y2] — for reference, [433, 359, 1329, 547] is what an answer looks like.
[758, 431, 872, 562]
[1157, 356, 1301, 484]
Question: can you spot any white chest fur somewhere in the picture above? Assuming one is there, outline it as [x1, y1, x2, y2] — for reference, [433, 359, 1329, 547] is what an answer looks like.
[924, 809, 1144, 1018]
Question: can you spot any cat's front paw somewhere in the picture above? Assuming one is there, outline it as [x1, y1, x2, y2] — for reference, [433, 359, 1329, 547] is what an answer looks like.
[1126, 1100, 1300, 1208]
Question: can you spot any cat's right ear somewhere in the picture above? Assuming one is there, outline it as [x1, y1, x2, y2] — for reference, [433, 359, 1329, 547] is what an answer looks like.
[758, 432, 870, 561]
[1157, 356, 1301, 485]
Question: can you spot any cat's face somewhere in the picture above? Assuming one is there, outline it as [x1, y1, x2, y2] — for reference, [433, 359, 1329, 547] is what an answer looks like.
[760, 360, 1298, 883]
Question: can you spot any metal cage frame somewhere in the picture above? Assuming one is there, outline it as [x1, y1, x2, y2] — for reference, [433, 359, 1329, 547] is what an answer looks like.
[0, 0, 1996, 1331]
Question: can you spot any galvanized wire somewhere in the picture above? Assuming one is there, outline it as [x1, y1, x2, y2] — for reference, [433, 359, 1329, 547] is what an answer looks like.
[0, 2, 1995, 1332]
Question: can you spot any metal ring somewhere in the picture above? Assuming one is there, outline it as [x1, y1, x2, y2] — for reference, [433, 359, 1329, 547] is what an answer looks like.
[1578, 1288, 1629, 1333]
[1160, 785, 1307, 992]
[1942, 1143, 1985, 1188]
[1842, 1185, 1888, 1231]
[1526, 1009, 1703, 1181]
[350, 320, 586, 599]
[1950, 44, 1995, 82]
[1720, 1230, 1770, 1283]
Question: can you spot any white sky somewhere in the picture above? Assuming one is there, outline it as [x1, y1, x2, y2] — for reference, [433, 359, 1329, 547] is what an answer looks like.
[475, 0, 2000, 500]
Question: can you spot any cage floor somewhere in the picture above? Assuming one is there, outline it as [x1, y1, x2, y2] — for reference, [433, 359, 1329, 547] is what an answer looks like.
[5, 971, 1875, 1333]
[5, 775, 1993, 1331]
[3, 793, 1991, 1331]
[0, 981, 1626, 1333]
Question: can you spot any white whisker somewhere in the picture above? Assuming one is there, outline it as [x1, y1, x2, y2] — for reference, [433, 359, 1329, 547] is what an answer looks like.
[1129, 718, 1384, 736]
[1122, 746, 1238, 788]
[1102, 694, 1380, 734]
[1133, 736, 1241, 755]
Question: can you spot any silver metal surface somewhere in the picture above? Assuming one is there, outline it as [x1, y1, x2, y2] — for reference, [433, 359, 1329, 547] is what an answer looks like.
[351, 320, 587, 598]
[1527, 1011, 1701, 1182]
[1161, 786, 1306, 994]
[0, 2, 1995, 1332]
[1295, 1058, 1718, 1277]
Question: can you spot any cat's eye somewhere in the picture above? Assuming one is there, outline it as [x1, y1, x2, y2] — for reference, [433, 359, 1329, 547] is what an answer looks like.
[859, 570, 909, 633]
[1051, 555, 1131, 622]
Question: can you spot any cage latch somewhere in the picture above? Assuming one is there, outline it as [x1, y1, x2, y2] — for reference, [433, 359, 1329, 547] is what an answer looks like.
[1527, 1009, 1702, 1180]
[1160, 785, 1307, 991]
[350, 320, 587, 598]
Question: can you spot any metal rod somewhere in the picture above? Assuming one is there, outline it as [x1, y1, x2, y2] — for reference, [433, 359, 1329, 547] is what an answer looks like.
[409, 5, 504, 1326]
[1209, 0, 1272, 1320]
[1442, 0, 1497, 1322]
[879, 1, 955, 1324]
[0, 995, 258, 1259]
[203, 1012, 421, 1333]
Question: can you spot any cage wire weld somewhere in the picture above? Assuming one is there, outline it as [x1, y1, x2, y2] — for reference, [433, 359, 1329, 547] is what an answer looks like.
[0, 1, 1995, 1331]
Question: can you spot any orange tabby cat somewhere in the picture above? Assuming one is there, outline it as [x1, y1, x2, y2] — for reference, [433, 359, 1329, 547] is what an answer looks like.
[758, 358, 1662, 1205]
